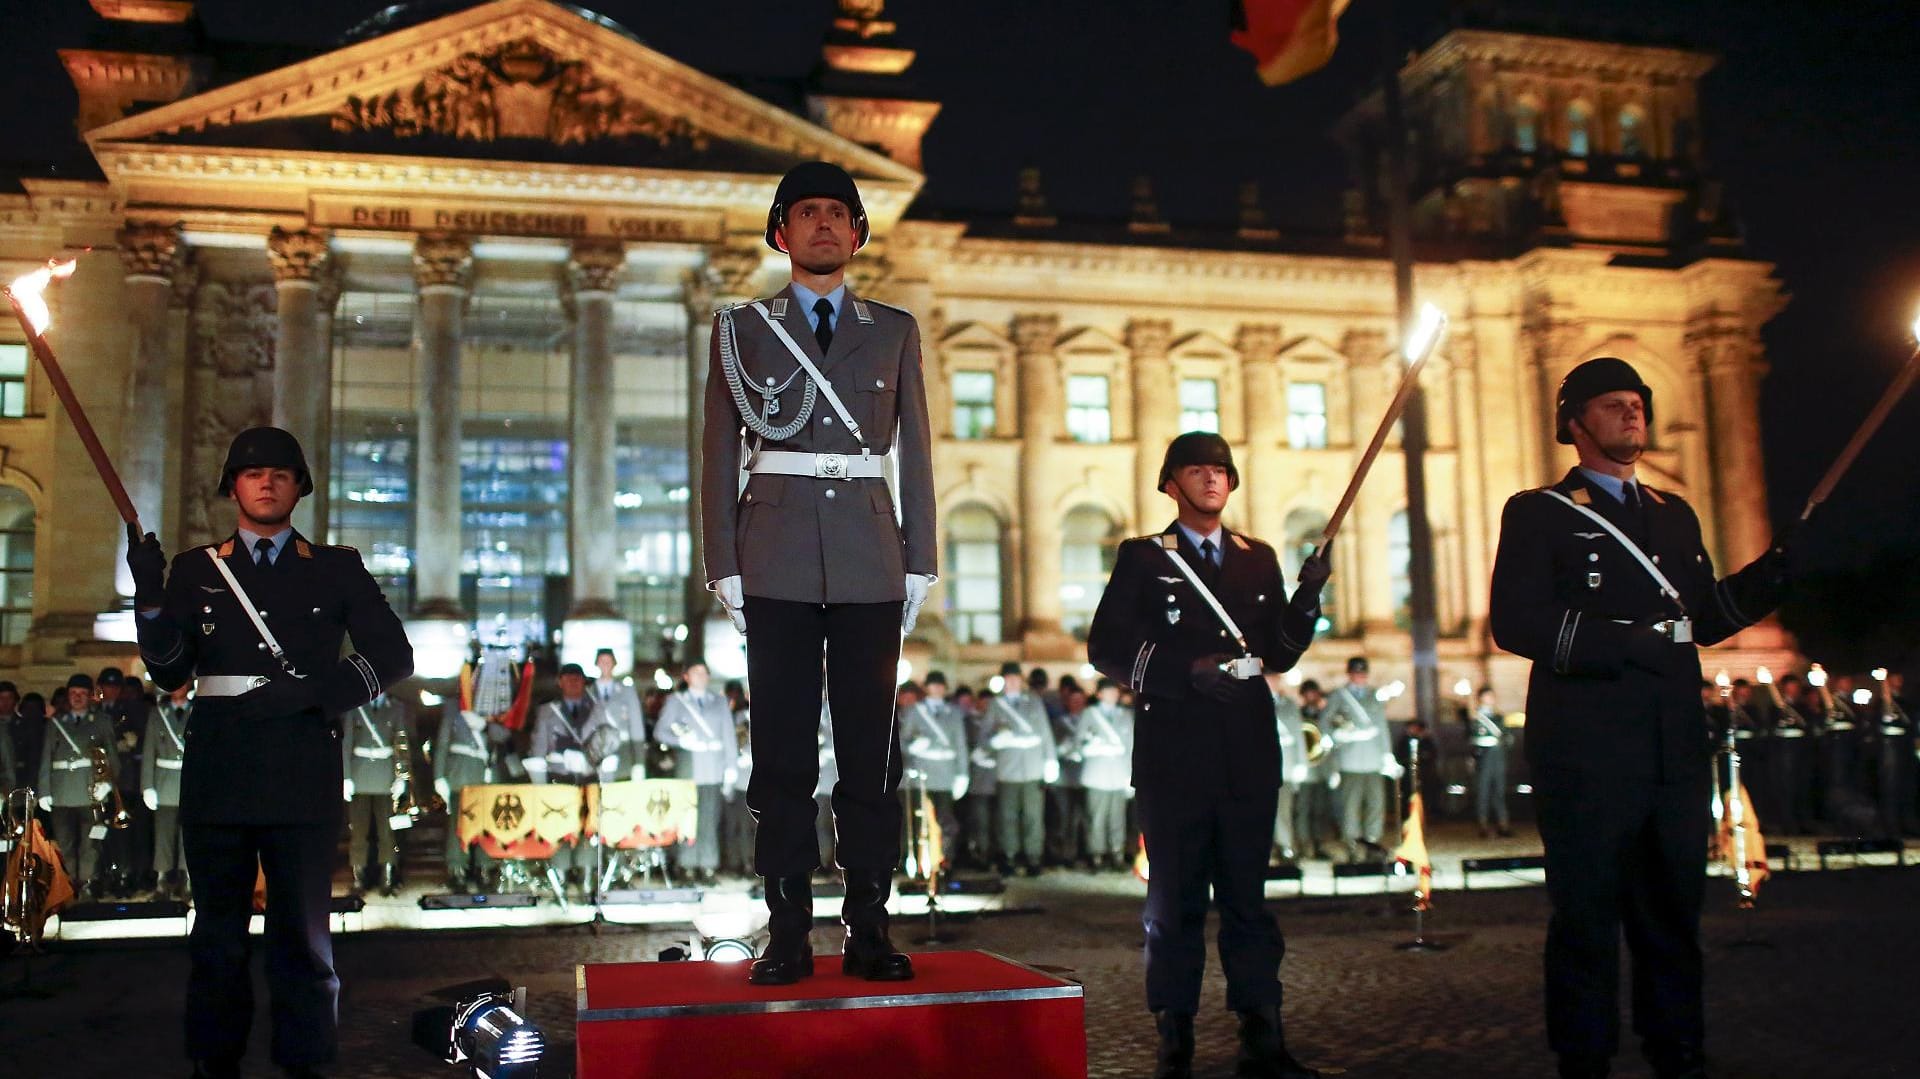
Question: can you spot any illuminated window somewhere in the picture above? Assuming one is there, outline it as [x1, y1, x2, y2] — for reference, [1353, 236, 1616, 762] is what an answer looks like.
[1059, 506, 1119, 641]
[1619, 107, 1646, 157]
[1566, 103, 1591, 157]
[952, 370, 995, 439]
[1512, 102, 1539, 152]
[1389, 509, 1411, 629]
[1284, 508, 1334, 635]
[1286, 381, 1328, 449]
[1178, 378, 1220, 433]
[0, 485, 33, 644]
[946, 504, 1003, 644]
[0, 344, 27, 417]
[1066, 374, 1111, 444]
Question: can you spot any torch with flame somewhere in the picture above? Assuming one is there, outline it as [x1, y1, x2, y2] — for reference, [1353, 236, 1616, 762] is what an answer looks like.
[1798, 308, 1920, 522]
[1316, 302, 1448, 554]
[5, 254, 142, 530]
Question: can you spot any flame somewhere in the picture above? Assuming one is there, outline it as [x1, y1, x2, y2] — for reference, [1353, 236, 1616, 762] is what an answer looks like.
[6, 258, 78, 336]
[1853, 688, 1872, 706]
[1872, 667, 1888, 682]
[1807, 663, 1827, 688]
[1452, 678, 1473, 697]
[1756, 666, 1772, 685]
[1402, 302, 1449, 365]
[1714, 669, 1731, 689]
[1911, 309, 1920, 341]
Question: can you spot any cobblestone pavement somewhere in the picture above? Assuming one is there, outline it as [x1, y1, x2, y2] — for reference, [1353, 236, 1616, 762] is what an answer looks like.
[4, 864, 1915, 1078]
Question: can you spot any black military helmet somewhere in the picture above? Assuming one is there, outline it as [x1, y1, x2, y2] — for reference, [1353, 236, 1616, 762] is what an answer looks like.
[1555, 357, 1653, 446]
[1158, 431, 1239, 491]
[998, 660, 1023, 678]
[764, 161, 870, 253]
[95, 667, 124, 686]
[217, 426, 314, 497]
[1346, 656, 1370, 675]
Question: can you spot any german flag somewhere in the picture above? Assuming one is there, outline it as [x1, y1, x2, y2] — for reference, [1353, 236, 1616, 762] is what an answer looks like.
[1230, 0, 1352, 86]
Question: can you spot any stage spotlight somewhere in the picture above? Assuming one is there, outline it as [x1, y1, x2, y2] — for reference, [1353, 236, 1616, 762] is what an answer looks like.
[413, 981, 545, 1079]
[703, 937, 757, 963]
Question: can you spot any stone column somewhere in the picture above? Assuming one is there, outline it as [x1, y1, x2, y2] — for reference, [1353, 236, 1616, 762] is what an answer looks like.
[1235, 323, 1285, 542]
[1013, 312, 1066, 649]
[1692, 315, 1773, 568]
[114, 223, 182, 601]
[560, 239, 630, 669]
[1127, 319, 1175, 531]
[267, 227, 331, 537]
[406, 234, 473, 676]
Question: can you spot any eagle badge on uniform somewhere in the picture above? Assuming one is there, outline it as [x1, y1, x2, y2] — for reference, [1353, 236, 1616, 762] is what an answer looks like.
[1167, 607, 1181, 625]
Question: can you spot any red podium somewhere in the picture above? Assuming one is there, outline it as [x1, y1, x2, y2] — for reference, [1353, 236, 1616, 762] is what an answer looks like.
[575, 950, 1085, 1078]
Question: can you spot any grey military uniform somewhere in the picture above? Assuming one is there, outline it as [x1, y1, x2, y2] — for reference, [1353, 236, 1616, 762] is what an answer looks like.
[1327, 683, 1392, 854]
[901, 699, 968, 794]
[654, 690, 732, 874]
[434, 708, 505, 879]
[1272, 694, 1308, 857]
[592, 678, 648, 780]
[38, 707, 119, 884]
[528, 697, 620, 786]
[341, 696, 409, 878]
[143, 699, 191, 878]
[1074, 703, 1135, 861]
[988, 692, 1055, 866]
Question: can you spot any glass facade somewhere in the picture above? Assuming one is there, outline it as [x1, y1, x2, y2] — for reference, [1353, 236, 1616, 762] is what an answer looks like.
[0, 484, 33, 645]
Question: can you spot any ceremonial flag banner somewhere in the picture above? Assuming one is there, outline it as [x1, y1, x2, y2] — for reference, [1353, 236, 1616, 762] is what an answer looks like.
[1712, 783, 1772, 895]
[1229, 0, 1352, 86]
[1394, 791, 1433, 911]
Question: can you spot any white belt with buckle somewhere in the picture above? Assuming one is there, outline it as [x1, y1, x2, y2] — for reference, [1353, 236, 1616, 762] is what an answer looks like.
[353, 746, 394, 759]
[1775, 728, 1807, 739]
[748, 449, 886, 481]
[157, 759, 184, 769]
[53, 760, 88, 771]
[1883, 726, 1908, 737]
[1473, 737, 1501, 748]
[449, 744, 487, 759]
[1826, 722, 1855, 732]
[197, 675, 271, 697]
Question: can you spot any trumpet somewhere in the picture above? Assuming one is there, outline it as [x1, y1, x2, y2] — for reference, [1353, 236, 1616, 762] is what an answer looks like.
[3, 787, 56, 948]
[1299, 722, 1327, 763]
[88, 744, 130, 831]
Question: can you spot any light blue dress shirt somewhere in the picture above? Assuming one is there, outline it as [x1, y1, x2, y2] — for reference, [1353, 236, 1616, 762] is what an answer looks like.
[1575, 466, 1639, 505]
[788, 281, 847, 334]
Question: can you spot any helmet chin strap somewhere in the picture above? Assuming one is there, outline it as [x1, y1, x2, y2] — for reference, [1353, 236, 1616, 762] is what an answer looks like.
[1572, 418, 1643, 467]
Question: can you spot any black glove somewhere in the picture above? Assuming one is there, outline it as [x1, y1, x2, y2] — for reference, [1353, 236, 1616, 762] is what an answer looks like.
[1624, 617, 1693, 678]
[1747, 541, 1793, 589]
[126, 522, 167, 609]
[1189, 654, 1239, 702]
[1291, 548, 1332, 611]
[237, 676, 322, 721]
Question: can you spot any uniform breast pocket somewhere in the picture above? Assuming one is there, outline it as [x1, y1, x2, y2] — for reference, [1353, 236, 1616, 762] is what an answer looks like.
[857, 376, 897, 435]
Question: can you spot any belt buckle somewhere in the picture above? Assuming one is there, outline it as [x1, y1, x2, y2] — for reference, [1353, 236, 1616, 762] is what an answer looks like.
[815, 452, 849, 480]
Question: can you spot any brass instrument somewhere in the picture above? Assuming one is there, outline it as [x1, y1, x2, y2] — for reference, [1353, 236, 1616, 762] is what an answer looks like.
[3, 787, 56, 948]
[390, 720, 444, 829]
[1299, 722, 1326, 763]
[88, 744, 130, 831]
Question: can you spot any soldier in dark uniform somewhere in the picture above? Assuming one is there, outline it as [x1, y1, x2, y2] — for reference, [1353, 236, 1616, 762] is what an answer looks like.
[700, 161, 935, 986]
[127, 427, 413, 1079]
[96, 667, 154, 894]
[1764, 673, 1813, 835]
[1869, 672, 1916, 838]
[1813, 670, 1863, 829]
[1087, 432, 1328, 1079]
[1488, 358, 1790, 1079]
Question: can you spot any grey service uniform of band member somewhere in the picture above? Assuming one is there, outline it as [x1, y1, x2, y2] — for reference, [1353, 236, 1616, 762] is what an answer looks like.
[434, 706, 505, 886]
[700, 162, 934, 985]
[1489, 358, 1789, 1079]
[1087, 432, 1325, 1079]
[143, 694, 192, 888]
[1467, 700, 1512, 833]
[987, 677, 1056, 871]
[341, 694, 408, 886]
[900, 692, 966, 861]
[593, 674, 648, 780]
[526, 690, 616, 876]
[1270, 689, 1307, 859]
[1074, 695, 1136, 865]
[1325, 670, 1392, 858]
[132, 425, 413, 1075]
[36, 683, 119, 886]
[654, 687, 733, 874]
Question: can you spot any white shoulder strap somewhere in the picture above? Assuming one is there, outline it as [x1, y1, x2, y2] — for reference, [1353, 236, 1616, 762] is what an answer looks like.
[1539, 490, 1684, 609]
[750, 301, 868, 453]
[51, 715, 87, 757]
[1158, 543, 1249, 654]
[205, 548, 300, 676]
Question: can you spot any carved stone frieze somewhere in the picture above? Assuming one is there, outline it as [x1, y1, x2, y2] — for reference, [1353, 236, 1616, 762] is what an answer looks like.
[184, 278, 277, 546]
[706, 240, 765, 300]
[1124, 318, 1173, 360]
[117, 222, 182, 280]
[267, 227, 331, 284]
[413, 234, 473, 290]
[567, 238, 626, 294]
[1010, 313, 1060, 355]
[1234, 324, 1284, 362]
[329, 37, 711, 150]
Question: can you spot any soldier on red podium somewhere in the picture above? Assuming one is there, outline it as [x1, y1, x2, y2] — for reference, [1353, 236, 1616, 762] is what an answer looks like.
[701, 161, 936, 986]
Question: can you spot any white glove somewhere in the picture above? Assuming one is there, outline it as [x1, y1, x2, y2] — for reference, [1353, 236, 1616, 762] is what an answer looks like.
[91, 781, 113, 802]
[903, 573, 932, 634]
[143, 788, 159, 811]
[1380, 758, 1406, 780]
[722, 767, 738, 796]
[524, 758, 549, 784]
[1288, 765, 1309, 785]
[1124, 785, 1135, 799]
[343, 779, 355, 801]
[907, 736, 933, 757]
[952, 775, 969, 800]
[714, 575, 747, 636]
[461, 710, 486, 732]
[562, 749, 589, 774]
[630, 764, 646, 782]
[1043, 759, 1060, 784]
[391, 777, 408, 798]
[434, 778, 451, 804]
[597, 755, 620, 778]
[1327, 771, 1341, 792]
[38, 795, 51, 812]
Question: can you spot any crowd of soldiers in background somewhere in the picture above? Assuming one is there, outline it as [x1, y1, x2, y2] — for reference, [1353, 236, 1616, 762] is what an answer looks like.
[2, 657, 1911, 904]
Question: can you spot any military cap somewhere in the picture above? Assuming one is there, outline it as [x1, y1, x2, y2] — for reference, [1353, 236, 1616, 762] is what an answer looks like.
[998, 660, 1024, 677]
[95, 667, 124, 686]
[66, 672, 94, 691]
[217, 426, 314, 497]
[924, 670, 948, 687]
[1555, 357, 1653, 446]
[765, 161, 870, 252]
[1347, 656, 1370, 674]
[1158, 431, 1239, 490]
[558, 663, 586, 679]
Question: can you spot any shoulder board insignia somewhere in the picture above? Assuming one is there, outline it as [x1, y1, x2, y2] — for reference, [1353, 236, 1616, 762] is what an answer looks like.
[850, 299, 875, 324]
[320, 542, 361, 555]
[862, 296, 914, 317]
[768, 297, 789, 319]
[293, 539, 313, 559]
[1642, 486, 1666, 505]
[1157, 535, 1180, 550]
[1569, 488, 1593, 506]
[1229, 533, 1251, 551]
[215, 539, 235, 558]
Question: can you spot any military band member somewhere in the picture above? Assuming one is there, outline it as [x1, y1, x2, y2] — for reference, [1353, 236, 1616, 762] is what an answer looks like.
[653, 662, 731, 884]
[341, 693, 409, 895]
[1087, 432, 1328, 1079]
[958, 686, 999, 869]
[1075, 678, 1135, 871]
[722, 694, 755, 877]
[986, 662, 1056, 877]
[1324, 657, 1399, 862]
[1047, 682, 1089, 867]
[98, 667, 153, 894]
[1870, 672, 1916, 838]
[899, 676, 965, 869]
[526, 663, 615, 883]
[591, 648, 648, 781]
[1766, 674, 1813, 835]
[1295, 681, 1335, 860]
[1264, 672, 1307, 863]
[143, 684, 192, 898]
[36, 672, 119, 894]
[1816, 672, 1864, 828]
[1465, 686, 1513, 838]
[434, 700, 506, 892]
[1488, 358, 1791, 1079]
[701, 161, 934, 986]
[128, 426, 413, 1078]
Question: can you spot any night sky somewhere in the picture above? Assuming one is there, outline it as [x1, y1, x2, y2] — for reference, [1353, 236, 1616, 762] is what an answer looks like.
[4, 0, 1917, 669]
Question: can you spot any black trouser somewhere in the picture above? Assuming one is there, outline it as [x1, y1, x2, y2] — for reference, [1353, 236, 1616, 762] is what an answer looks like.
[1138, 785, 1284, 1015]
[183, 821, 339, 1068]
[1768, 736, 1811, 834]
[103, 792, 153, 882]
[344, 793, 394, 876]
[1818, 733, 1859, 826]
[961, 789, 996, 864]
[153, 804, 186, 877]
[744, 596, 904, 876]
[1876, 738, 1917, 837]
[1536, 767, 1708, 1063]
[1475, 748, 1511, 829]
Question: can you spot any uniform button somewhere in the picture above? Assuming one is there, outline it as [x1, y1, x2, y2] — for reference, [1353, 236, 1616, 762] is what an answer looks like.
[259, 610, 268, 618]
[1220, 630, 1228, 638]
[875, 378, 885, 388]
[1258, 594, 1267, 602]
[1651, 555, 1660, 564]
[823, 416, 835, 426]
[1588, 553, 1598, 562]
[312, 607, 322, 615]
[825, 488, 837, 499]
[257, 642, 267, 651]
[1166, 594, 1176, 603]
[202, 605, 213, 614]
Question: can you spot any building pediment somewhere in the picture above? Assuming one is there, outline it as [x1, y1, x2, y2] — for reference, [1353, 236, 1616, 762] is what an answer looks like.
[87, 0, 916, 186]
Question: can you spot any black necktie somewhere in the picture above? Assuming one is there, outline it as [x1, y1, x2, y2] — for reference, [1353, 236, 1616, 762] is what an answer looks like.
[1199, 539, 1221, 587]
[812, 298, 835, 355]
[1623, 483, 1641, 514]
[254, 537, 274, 567]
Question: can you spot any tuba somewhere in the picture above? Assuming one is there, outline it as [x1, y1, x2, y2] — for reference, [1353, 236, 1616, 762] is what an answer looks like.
[390, 721, 444, 829]
[3, 787, 56, 948]
[88, 744, 131, 831]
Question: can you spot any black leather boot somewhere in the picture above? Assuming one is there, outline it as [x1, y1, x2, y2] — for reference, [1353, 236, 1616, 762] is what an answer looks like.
[1153, 1011, 1194, 1079]
[1234, 1005, 1320, 1078]
[840, 868, 913, 981]
[748, 874, 814, 986]
[1648, 1043, 1707, 1079]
